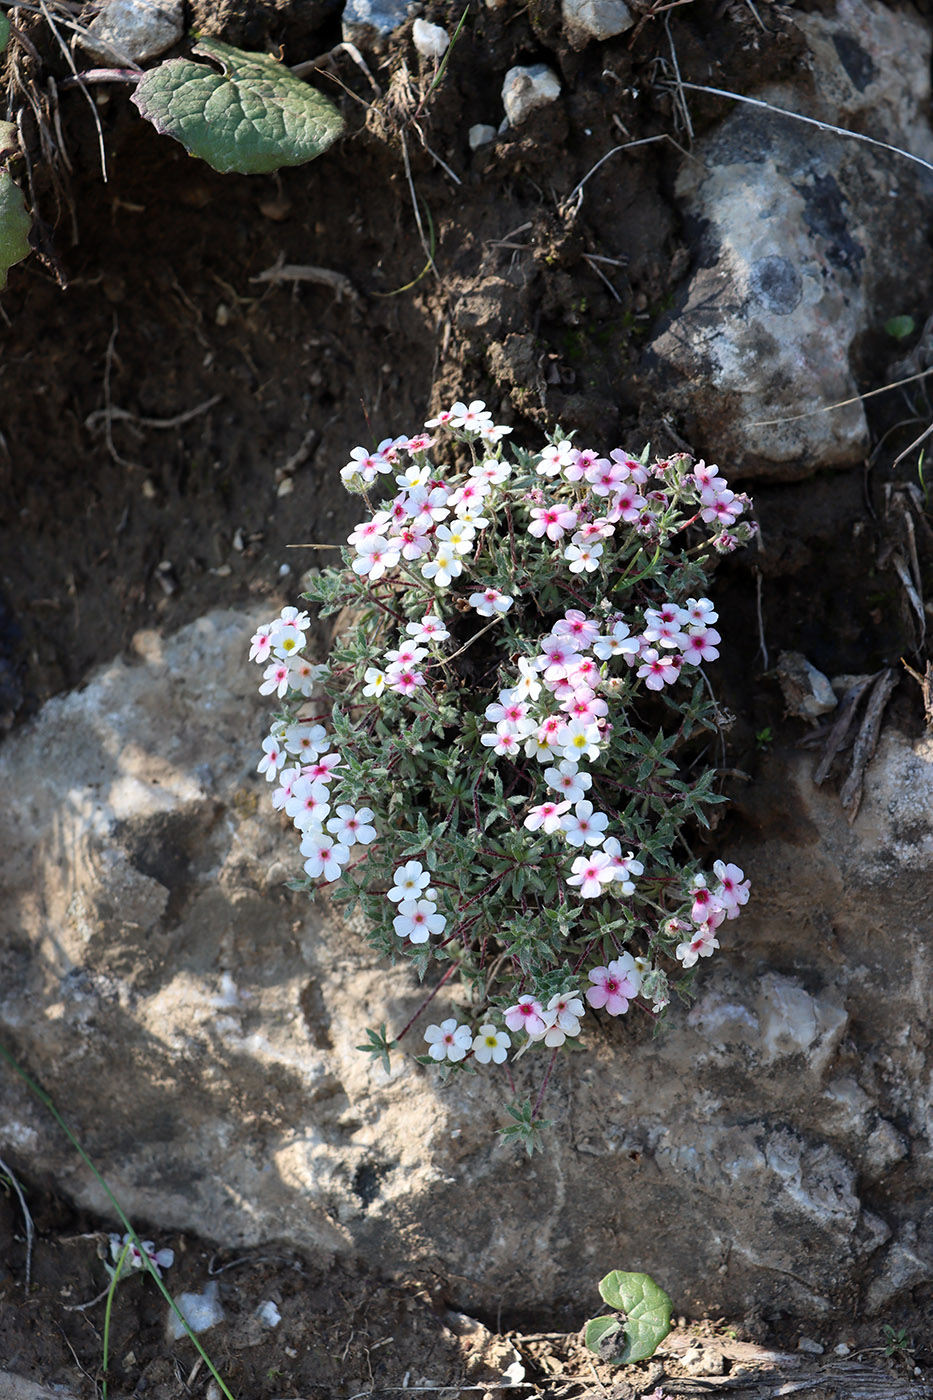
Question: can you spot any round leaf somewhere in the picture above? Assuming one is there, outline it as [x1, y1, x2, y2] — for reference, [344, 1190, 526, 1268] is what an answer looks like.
[130, 37, 345, 174]
[0, 171, 32, 290]
[884, 314, 916, 341]
[585, 1270, 673, 1364]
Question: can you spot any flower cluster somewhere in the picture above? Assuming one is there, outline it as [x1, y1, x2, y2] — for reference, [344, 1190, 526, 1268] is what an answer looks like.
[108, 1233, 174, 1278]
[250, 399, 753, 1142]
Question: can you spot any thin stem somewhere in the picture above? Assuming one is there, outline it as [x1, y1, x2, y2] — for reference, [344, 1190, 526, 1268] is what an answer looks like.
[532, 1048, 560, 1119]
[102, 1241, 131, 1400]
[394, 963, 458, 1042]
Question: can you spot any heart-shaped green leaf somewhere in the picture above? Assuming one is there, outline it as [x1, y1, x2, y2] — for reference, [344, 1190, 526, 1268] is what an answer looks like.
[0, 171, 32, 289]
[130, 37, 345, 174]
[584, 1270, 673, 1364]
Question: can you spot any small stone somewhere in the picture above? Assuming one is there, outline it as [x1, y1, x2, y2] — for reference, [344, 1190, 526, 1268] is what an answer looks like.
[469, 124, 497, 150]
[412, 18, 449, 58]
[834, 1343, 851, 1356]
[501, 64, 561, 127]
[562, 0, 634, 42]
[168, 1280, 225, 1339]
[257, 1299, 282, 1327]
[798, 1337, 824, 1355]
[77, 0, 183, 65]
[776, 651, 837, 720]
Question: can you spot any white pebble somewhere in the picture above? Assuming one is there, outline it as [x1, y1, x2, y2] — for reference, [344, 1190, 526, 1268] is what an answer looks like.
[413, 18, 449, 58]
[501, 64, 561, 126]
[468, 124, 497, 150]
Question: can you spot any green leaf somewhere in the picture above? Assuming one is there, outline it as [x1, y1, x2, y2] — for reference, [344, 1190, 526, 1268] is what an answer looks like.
[0, 12, 9, 53]
[0, 171, 31, 289]
[884, 314, 915, 341]
[130, 37, 345, 175]
[585, 1271, 673, 1364]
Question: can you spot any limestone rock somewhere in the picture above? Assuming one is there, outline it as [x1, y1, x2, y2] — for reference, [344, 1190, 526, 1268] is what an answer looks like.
[562, 0, 634, 45]
[641, 0, 933, 479]
[501, 65, 561, 127]
[77, 0, 183, 65]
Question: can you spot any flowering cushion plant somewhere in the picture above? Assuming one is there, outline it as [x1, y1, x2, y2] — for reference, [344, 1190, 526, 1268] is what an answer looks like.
[251, 398, 753, 1149]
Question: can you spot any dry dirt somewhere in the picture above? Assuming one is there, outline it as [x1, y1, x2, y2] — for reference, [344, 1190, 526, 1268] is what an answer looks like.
[2, 0, 933, 1393]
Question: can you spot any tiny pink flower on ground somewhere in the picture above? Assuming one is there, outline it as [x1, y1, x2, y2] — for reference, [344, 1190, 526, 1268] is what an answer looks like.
[504, 995, 548, 1037]
[692, 460, 723, 490]
[470, 457, 511, 484]
[110, 1233, 174, 1276]
[565, 447, 602, 481]
[407, 613, 450, 643]
[472, 1024, 511, 1064]
[327, 804, 377, 847]
[523, 799, 571, 834]
[566, 851, 614, 898]
[393, 898, 445, 943]
[689, 875, 722, 925]
[537, 635, 584, 682]
[469, 587, 514, 617]
[528, 504, 578, 541]
[387, 860, 430, 903]
[601, 838, 643, 892]
[606, 485, 645, 523]
[352, 536, 401, 581]
[586, 457, 630, 496]
[347, 516, 390, 550]
[586, 954, 642, 1015]
[480, 724, 523, 757]
[424, 1018, 472, 1061]
[560, 800, 609, 848]
[300, 830, 349, 881]
[384, 642, 428, 667]
[713, 860, 749, 916]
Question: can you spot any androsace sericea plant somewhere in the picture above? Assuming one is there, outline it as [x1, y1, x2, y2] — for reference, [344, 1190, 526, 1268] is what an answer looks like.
[250, 398, 754, 1151]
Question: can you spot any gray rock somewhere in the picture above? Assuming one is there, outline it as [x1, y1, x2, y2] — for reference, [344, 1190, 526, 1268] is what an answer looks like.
[641, 0, 933, 479]
[342, 0, 410, 43]
[501, 65, 561, 127]
[168, 1280, 225, 1340]
[2, 615, 933, 1323]
[562, 0, 634, 44]
[77, 0, 183, 65]
[468, 124, 497, 151]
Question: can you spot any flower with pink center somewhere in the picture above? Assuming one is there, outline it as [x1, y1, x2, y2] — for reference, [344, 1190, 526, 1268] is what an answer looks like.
[564, 541, 603, 573]
[272, 766, 302, 812]
[352, 535, 401, 581]
[536, 440, 574, 477]
[249, 625, 275, 664]
[259, 661, 292, 698]
[688, 875, 723, 925]
[469, 586, 514, 617]
[535, 713, 565, 744]
[565, 656, 601, 690]
[302, 752, 342, 783]
[424, 1018, 472, 1061]
[257, 733, 287, 781]
[601, 838, 644, 892]
[407, 613, 450, 644]
[448, 399, 493, 432]
[676, 925, 721, 968]
[636, 648, 680, 691]
[535, 991, 585, 1046]
[565, 448, 602, 481]
[447, 477, 489, 511]
[586, 953, 642, 1015]
[385, 662, 426, 696]
[523, 799, 571, 834]
[528, 503, 579, 541]
[485, 693, 528, 726]
[566, 851, 615, 898]
[300, 829, 349, 881]
[681, 626, 721, 665]
[393, 898, 446, 943]
[700, 486, 743, 526]
[504, 995, 547, 1037]
[544, 760, 592, 803]
[326, 804, 377, 847]
[586, 456, 631, 496]
[424, 408, 455, 428]
[643, 608, 687, 651]
[402, 432, 434, 454]
[606, 485, 646, 523]
[347, 515, 390, 550]
[560, 800, 609, 848]
[286, 777, 331, 830]
[287, 656, 319, 696]
[684, 597, 718, 626]
[537, 636, 584, 681]
[480, 724, 524, 757]
[553, 609, 600, 648]
[384, 642, 428, 668]
[284, 721, 329, 759]
[692, 460, 723, 490]
[562, 688, 608, 723]
[593, 620, 639, 660]
[395, 524, 432, 559]
[713, 860, 749, 917]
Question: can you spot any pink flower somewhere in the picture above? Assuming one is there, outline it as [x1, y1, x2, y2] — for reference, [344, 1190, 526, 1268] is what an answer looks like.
[523, 799, 571, 834]
[504, 995, 547, 1036]
[636, 648, 680, 691]
[713, 860, 749, 917]
[528, 504, 578, 541]
[553, 609, 600, 648]
[586, 954, 642, 1015]
[681, 626, 721, 665]
[566, 851, 614, 898]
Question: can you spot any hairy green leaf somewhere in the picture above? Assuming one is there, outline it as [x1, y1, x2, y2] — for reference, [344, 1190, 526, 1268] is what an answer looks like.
[131, 37, 344, 174]
[0, 171, 31, 289]
[585, 1270, 673, 1364]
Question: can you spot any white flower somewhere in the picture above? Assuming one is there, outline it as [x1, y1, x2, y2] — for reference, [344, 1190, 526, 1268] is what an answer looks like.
[407, 613, 450, 643]
[326, 804, 377, 847]
[544, 760, 592, 803]
[421, 544, 462, 587]
[448, 400, 493, 432]
[387, 860, 430, 903]
[284, 722, 329, 759]
[566, 852, 614, 899]
[300, 830, 349, 881]
[558, 719, 602, 763]
[109, 1233, 174, 1277]
[393, 898, 445, 943]
[363, 667, 386, 698]
[559, 800, 609, 848]
[424, 1018, 472, 1061]
[523, 799, 570, 835]
[472, 1024, 511, 1064]
[257, 733, 286, 781]
[469, 587, 513, 617]
[564, 541, 604, 573]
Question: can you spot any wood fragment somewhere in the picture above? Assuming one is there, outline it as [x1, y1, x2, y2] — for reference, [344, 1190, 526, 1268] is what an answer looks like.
[813, 673, 878, 785]
[840, 669, 898, 822]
